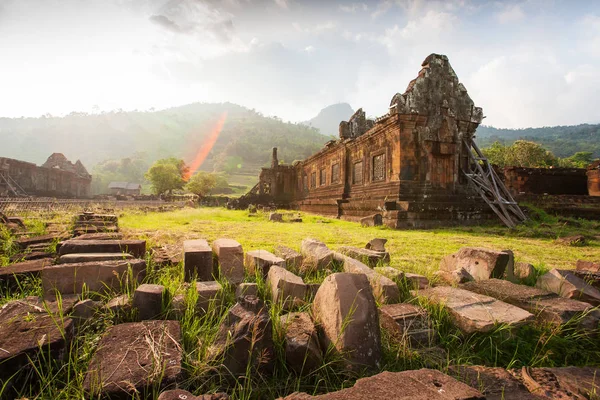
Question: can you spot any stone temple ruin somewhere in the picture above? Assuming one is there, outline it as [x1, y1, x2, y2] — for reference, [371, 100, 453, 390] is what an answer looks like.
[242, 54, 525, 228]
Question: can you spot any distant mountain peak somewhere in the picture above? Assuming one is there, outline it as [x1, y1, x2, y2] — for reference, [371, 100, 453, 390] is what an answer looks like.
[303, 103, 355, 136]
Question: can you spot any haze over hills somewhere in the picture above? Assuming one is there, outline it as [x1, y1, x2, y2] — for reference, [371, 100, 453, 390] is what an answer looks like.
[302, 103, 355, 137]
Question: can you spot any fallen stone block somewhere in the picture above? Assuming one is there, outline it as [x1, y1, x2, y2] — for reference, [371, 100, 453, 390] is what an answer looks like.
[379, 303, 436, 347]
[300, 238, 333, 273]
[133, 284, 165, 320]
[576, 259, 600, 272]
[536, 269, 600, 306]
[76, 212, 118, 223]
[417, 286, 534, 333]
[0, 296, 76, 381]
[365, 238, 387, 252]
[75, 232, 123, 240]
[42, 259, 146, 296]
[158, 390, 230, 400]
[105, 294, 130, 314]
[212, 239, 244, 283]
[235, 282, 258, 301]
[245, 249, 285, 277]
[449, 366, 540, 400]
[58, 239, 146, 258]
[58, 252, 134, 264]
[555, 235, 586, 246]
[514, 262, 535, 281]
[72, 299, 101, 322]
[83, 320, 182, 399]
[313, 273, 381, 370]
[569, 269, 600, 290]
[282, 369, 484, 399]
[404, 273, 430, 290]
[6, 216, 25, 228]
[511, 366, 600, 399]
[274, 246, 304, 270]
[360, 213, 382, 227]
[152, 244, 183, 268]
[183, 239, 213, 281]
[434, 268, 474, 285]
[0, 258, 54, 288]
[196, 281, 222, 314]
[269, 212, 283, 222]
[280, 312, 322, 374]
[267, 265, 307, 309]
[337, 253, 399, 304]
[337, 246, 390, 267]
[462, 279, 600, 331]
[208, 296, 274, 377]
[375, 266, 404, 282]
[9, 251, 54, 262]
[17, 233, 70, 250]
[440, 247, 509, 281]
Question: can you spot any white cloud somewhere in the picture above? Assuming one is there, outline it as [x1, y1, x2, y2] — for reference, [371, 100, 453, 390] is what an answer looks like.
[371, 0, 392, 19]
[274, 0, 289, 9]
[496, 4, 525, 24]
[339, 3, 368, 13]
[304, 45, 315, 53]
[292, 21, 337, 35]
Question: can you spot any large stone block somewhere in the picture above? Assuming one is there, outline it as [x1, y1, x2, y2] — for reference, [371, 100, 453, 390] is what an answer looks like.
[312, 273, 381, 370]
[337, 253, 399, 304]
[158, 390, 230, 400]
[42, 259, 146, 296]
[58, 239, 146, 258]
[462, 279, 600, 330]
[211, 239, 244, 283]
[58, 252, 134, 264]
[280, 312, 322, 374]
[300, 239, 333, 273]
[133, 283, 165, 320]
[17, 233, 70, 250]
[283, 369, 485, 399]
[183, 239, 213, 282]
[536, 269, 600, 306]
[245, 249, 285, 277]
[274, 246, 304, 270]
[576, 259, 600, 272]
[440, 247, 509, 281]
[360, 213, 382, 227]
[83, 321, 182, 399]
[418, 286, 534, 333]
[449, 366, 540, 400]
[0, 258, 53, 287]
[365, 238, 387, 252]
[267, 265, 307, 309]
[511, 366, 600, 400]
[337, 246, 390, 267]
[379, 303, 436, 347]
[196, 281, 222, 314]
[75, 232, 123, 240]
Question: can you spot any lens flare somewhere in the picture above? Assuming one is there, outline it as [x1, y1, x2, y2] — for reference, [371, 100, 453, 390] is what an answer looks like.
[184, 111, 227, 180]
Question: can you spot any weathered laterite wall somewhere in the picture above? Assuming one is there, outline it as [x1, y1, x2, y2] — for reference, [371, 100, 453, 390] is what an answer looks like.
[501, 167, 588, 196]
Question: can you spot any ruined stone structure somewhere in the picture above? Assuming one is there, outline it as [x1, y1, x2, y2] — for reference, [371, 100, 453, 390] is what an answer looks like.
[0, 153, 91, 198]
[251, 54, 502, 228]
[588, 162, 600, 197]
[500, 167, 589, 196]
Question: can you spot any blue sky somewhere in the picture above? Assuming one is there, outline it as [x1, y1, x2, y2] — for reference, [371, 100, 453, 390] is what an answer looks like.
[0, 0, 598, 128]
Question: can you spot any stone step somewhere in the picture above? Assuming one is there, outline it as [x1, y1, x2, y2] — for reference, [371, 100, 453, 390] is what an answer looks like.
[58, 239, 146, 258]
[0, 258, 54, 287]
[461, 279, 600, 331]
[17, 233, 70, 249]
[9, 251, 54, 262]
[74, 232, 124, 240]
[58, 253, 134, 264]
[417, 286, 534, 333]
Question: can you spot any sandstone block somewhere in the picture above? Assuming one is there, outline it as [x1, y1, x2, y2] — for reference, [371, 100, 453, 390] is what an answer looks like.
[360, 213, 382, 227]
[511, 366, 600, 399]
[280, 312, 322, 374]
[9, 251, 53, 262]
[58, 239, 146, 258]
[365, 238, 387, 252]
[514, 262, 535, 280]
[58, 252, 134, 264]
[235, 282, 258, 301]
[269, 212, 283, 222]
[312, 273, 381, 370]
[42, 259, 146, 296]
[404, 273, 430, 290]
[17, 233, 70, 250]
[0, 258, 53, 288]
[196, 281, 222, 314]
[183, 239, 213, 281]
[83, 321, 182, 399]
[339, 253, 399, 304]
[300, 238, 333, 273]
[379, 303, 436, 347]
[337, 246, 390, 267]
[105, 294, 130, 314]
[440, 247, 510, 281]
[212, 239, 244, 283]
[274, 246, 304, 270]
[72, 299, 101, 322]
[434, 268, 473, 285]
[536, 269, 600, 306]
[374, 266, 404, 282]
[245, 249, 285, 277]
[133, 284, 165, 320]
[555, 235, 586, 246]
[75, 232, 123, 240]
[267, 265, 307, 309]
[158, 390, 230, 400]
[576, 259, 600, 272]
[449, 366, 539, 400]
[418, 286, 534, 333]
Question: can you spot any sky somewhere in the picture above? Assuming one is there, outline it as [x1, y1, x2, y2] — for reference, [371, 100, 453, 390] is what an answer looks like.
[0, 0, 599, 128]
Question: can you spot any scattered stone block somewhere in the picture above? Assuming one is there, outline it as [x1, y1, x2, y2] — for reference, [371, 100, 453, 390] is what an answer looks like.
[208, 296, 274, 377]
[555, 235, 586, 246]
[449, 366, 539, 400]
[440, 247, 510, 281]
[337, 246, 390, 267]
[0, 258, 54, 288]
[196, 281, 222, 314]
[569, 269, 600, 290]
[58, 252, 134, 264]
[300, 239, 333, 273]
[337, 253, 400, 304]
[83, 321, 182, 398]
[536, 269, 600, 306]
[58, 239, 146, 258]
[6, 216, 25, 228]
[312, 273, 381, 370]
[0, 296, 76, 381]
[183, 239, 213, 281]
[9, 251, 54, 262]
[245, 249, 285, 277]
[512, 366, 600, 399]
[280, 312, 322, 374]
[404, 273, 429, 290]
[42, 259, 146, 296]
[379, 303, 436, 347]
[133, 284, 165, 320]
[462, 279, 599, 331]
[417, 286, 534, 333]
[274, 246, 304, 270]
[434, 268, 474, 285]
[105, 294, 130, 314]
[360, 213, 382, 227]
[17, 233, 70, 250]
[75, 232, 123, 240]
[514, 262, 535, 281]
[212, 239, 244, 283]
[267, 265, 307, 309]
[576, 259, 600, 272]
[153, 244, 183, 268]
[306, 283, 320, 298]
[374, 266, 404, 282]
[269, 212, 283, 222]
[365, 238, 387, 252]
[158, 390, 230, 400]
[283, 369, 485, 399]
[72, 299, 101, 322]
[235, 282, 258, 301]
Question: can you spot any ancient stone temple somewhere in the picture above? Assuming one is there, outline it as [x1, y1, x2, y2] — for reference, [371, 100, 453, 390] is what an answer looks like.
[0, 153, 91, 198]
[245, 54, 515, 228]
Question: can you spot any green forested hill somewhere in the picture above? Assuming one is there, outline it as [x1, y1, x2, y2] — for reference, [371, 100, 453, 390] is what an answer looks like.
[476, 124, 600, 158]
[0, 102, 330, 175]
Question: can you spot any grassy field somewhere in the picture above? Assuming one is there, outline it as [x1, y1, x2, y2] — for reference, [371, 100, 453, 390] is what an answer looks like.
[1, 206, 599, 399]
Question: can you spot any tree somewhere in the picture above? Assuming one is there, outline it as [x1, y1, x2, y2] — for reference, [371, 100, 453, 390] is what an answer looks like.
[481, 141, 508, 167]
[482, 140, 557, 168]
[145, 158, 188, 195]
[186, 171, 217, 197]
[559, 152, 595, 168]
